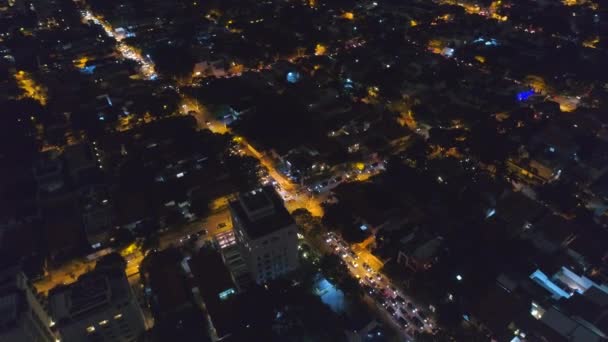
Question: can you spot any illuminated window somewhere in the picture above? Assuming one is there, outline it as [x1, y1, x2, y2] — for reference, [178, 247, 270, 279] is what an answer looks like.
[86, 326, 95, 333]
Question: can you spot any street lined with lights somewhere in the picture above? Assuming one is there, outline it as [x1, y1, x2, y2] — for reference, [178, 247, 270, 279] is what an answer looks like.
[325, 232, 435, 339]
[80, 9, 157, 80]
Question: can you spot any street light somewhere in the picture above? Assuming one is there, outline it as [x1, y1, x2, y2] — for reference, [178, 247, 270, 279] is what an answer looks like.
[456, 274, 463, 281]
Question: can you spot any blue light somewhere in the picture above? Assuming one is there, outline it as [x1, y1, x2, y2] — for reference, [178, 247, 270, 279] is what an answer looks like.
[314, 276, 346, 313]
[530, 269, 572, 299]
[286, 71, 301, 84]
[442, 47, 455, 57]
[474, 37, 498, 46]
[517, 90, 535, 102]
[219, 288, 236, 300]
[486, 208, 496, 218]
[344, 78, 354, 89]
[80, 65, 96, 74]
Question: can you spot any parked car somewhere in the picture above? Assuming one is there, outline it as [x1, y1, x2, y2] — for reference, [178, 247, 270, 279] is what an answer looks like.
[418, 310, 429, 323]
[412, 317, 424, 330]
[193, 229, 208, 238]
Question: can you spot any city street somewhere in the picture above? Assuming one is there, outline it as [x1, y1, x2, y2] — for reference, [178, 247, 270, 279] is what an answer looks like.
[178, 94, 432, 339]
[326, 232, 436, 340]
[62, 6, 427, 337]
[34, 259, 96, 294]
[34, 205, 231, 291]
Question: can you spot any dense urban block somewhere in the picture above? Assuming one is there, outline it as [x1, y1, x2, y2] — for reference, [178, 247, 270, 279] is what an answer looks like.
[1, 0, 608, 341]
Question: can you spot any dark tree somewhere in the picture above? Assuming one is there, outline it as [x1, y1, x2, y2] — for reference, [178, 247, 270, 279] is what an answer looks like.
[322, 203, 367, 244]
[151, 44, 196, 79]
[96, 252, 127, 272]
[319, 254, 363, 297]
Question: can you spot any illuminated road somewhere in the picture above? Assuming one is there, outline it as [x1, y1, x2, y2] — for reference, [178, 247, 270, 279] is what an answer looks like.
[80, 8, 157, 80]
[157, 208, 232, 250]
[180, 95, 326, 216]
[34, 201, 231, 292]
[326, 232, 435, 340]
[35, 259, 96, 294]
[181, 93, 385, 219]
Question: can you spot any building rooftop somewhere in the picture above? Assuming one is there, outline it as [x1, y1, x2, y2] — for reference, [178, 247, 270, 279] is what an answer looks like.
[495, 191, 547, 233]
[230, 186, 294, 239]
[240, 189, 273, 213]
[189, 247, 237, 338]
[146, 249, 192, 316]
[49, 267, 129, 323]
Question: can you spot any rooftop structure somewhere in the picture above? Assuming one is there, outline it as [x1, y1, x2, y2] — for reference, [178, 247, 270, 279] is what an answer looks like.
[229, 186, 298, 284]
[230, 187, 294, 239]
[48, 261, 145, 342]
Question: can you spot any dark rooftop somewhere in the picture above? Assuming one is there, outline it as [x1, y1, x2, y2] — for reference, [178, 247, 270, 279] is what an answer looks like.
[230, 186, 294, 239]
[189, 247, 237, 338]
[240, 189, 273, 212]
[146, 248, 192, 317]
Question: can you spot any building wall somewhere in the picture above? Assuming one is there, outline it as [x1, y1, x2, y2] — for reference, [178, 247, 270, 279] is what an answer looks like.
[233, 219, 298, 284]
[0, 311, 56, 342]
[0, 271, 57, 342]
[56, 298, 145, 342]
[49, 271, 146, 342]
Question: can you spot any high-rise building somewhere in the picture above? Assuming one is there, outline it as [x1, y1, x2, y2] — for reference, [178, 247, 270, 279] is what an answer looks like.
[229, 186, 299, 284]
[0, 266, 58, 342]
[48, 262, 145, 342]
